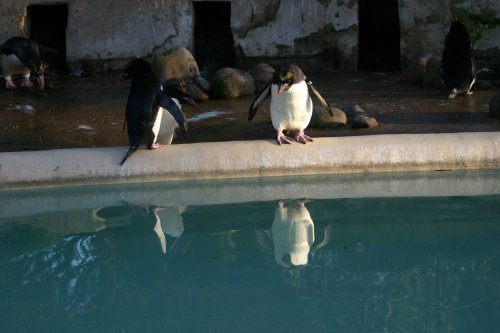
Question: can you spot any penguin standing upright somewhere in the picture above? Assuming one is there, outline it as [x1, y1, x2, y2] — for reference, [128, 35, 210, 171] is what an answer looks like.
[441, 20, 476, 99]
[0, 36, 46, 90]
[248, 63, 333, 144]
[118, 59, 188, 166]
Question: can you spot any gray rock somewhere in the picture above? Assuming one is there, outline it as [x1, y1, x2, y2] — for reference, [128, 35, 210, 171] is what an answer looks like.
[345, 105, 378, 129]
[400, 53, 432, 84]
[211, 68, 255, 99]
[309, 104, 347, 128]
[194, 76, 211, 92]
[153, 47, 200, 81]
[187, 81, 209, 102]
[489, 92, 500, 119]
[250, 63, 275, 92]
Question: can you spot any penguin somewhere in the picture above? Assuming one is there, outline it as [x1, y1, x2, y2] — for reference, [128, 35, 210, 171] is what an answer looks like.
[272, 200, 315, 267]
[441, 20, 476, 99]
[0, 36, 46, 90]
[248, 63, 333, 144]
[118, 59, 188, 166]
[153, 79, 196, 146]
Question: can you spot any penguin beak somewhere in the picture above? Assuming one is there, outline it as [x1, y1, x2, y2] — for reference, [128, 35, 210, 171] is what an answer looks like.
[37, 75, 45, 90]
[277, 83, 289, 95]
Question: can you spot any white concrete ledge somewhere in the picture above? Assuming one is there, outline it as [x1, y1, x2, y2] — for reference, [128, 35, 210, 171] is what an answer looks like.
[0, 132, 499, 189]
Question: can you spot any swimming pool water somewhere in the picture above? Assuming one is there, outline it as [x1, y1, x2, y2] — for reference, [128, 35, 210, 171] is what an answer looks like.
[0, 174, 499, 332]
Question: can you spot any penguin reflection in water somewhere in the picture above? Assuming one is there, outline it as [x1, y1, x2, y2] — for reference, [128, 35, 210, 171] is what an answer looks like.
[0, 36, 47, 90]
[441, 20, 476, 99]
[118, 59, 192, 165]
[249, 63, 333, 144]
[255, 200, 331, 267]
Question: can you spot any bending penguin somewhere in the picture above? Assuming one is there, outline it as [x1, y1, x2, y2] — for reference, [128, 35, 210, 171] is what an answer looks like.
[248, 63, 333, 144]
[441, 20, 476, 99]
[155, 79, 196, 146]
[0, 36, 46, 90]
[119, 59, 188, 166]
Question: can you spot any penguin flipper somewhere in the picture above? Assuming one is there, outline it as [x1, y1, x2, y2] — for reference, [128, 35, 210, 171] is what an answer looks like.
[120, 147, 138, 166]
[248, 83, 271, 121]
[155, 92, 187, 132]
[306, 80, 333, 117]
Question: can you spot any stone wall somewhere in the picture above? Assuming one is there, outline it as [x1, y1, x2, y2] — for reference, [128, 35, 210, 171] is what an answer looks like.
[0, 0, 499, 72]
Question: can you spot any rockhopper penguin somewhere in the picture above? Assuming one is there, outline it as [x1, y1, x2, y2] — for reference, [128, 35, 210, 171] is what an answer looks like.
[441, 20, 476, 99]
[248, 63, 333, 144]
[0, 36, 46, 90]
[118, 59, 188, 166]
[155, 79, 196, 146]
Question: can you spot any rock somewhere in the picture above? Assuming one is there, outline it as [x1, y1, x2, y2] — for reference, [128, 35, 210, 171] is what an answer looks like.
[249, 63, 275, 92]
[194, 76, 210, 92]
[474, 79, 494, 90]
[345, 105, 378, 129]
[187, 80, 209, 102]
[422, 56, 443, 89]
[400, 53, 432, 84]
[489, 92, 500, 119]
[210, 68, 255, 99]
[153, 47, 200, 81]
[309, 104, 347, 128]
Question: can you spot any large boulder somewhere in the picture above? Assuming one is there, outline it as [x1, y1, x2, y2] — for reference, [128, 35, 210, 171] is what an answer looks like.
[210, 68, 255, 99]
[249, 63, 275, 92]
[309, 104, 347, 128]
[400, 53, 432, 85]
[490, 91, 500, 119]
[344, 105, 378, 129]
[153, 48, 200, 81]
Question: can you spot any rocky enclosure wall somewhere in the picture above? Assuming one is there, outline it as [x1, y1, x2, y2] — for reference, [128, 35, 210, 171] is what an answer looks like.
[0, 0, 499, 71]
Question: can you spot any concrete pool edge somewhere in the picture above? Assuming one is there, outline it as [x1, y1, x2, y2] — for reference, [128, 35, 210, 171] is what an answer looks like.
[1, 132, 499, 189]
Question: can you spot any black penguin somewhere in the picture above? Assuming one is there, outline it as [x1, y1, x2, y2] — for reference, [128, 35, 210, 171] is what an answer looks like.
[441, 20, 476, 99]
[0, 36, 46, 90]
[248, 63, 333, 144]
[119, 59, 188, 166]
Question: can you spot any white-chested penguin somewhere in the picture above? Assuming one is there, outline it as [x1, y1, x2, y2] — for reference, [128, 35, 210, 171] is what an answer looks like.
[154, 79, 196, 146]
[441, 20, 476, 99]
[118, 59, 188, 166]
[0, 36, 46, 90]
[248, 63, 333, 144]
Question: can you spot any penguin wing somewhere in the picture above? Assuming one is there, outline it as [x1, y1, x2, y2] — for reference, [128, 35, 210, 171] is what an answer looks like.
[155, 92, 187, 132]
[248, 82, 271, 121]
[306, 80, 333, 117]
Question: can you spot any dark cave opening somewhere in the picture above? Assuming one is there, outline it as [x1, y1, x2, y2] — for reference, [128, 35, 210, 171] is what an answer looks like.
[28, 4, 69, 73]
[194, 1, 235, 71]
[358, 0, 401, 71]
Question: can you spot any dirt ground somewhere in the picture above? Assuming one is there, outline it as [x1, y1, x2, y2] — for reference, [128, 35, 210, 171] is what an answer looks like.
[0, 71, 498, 152]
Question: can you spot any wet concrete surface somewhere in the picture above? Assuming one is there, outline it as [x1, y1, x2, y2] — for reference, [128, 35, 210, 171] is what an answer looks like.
[0, 71, 498, 152]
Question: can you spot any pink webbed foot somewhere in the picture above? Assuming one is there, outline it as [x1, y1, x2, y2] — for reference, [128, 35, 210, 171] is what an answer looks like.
[277, 131, 292, 145]
[151, 143, 163, 149]
[20, 78, 34, 88]
[5, 79, 17, 89]
[294, 130, 313, 144]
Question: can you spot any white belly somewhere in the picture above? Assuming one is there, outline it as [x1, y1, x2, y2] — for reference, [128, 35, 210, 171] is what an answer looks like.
[152, 98, 181, 145]
[0, 54, 30, 78]
[270, 81, 312, 132]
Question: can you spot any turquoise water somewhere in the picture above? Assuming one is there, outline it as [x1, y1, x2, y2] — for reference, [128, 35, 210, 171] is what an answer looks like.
[0, 174, 499, 332]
